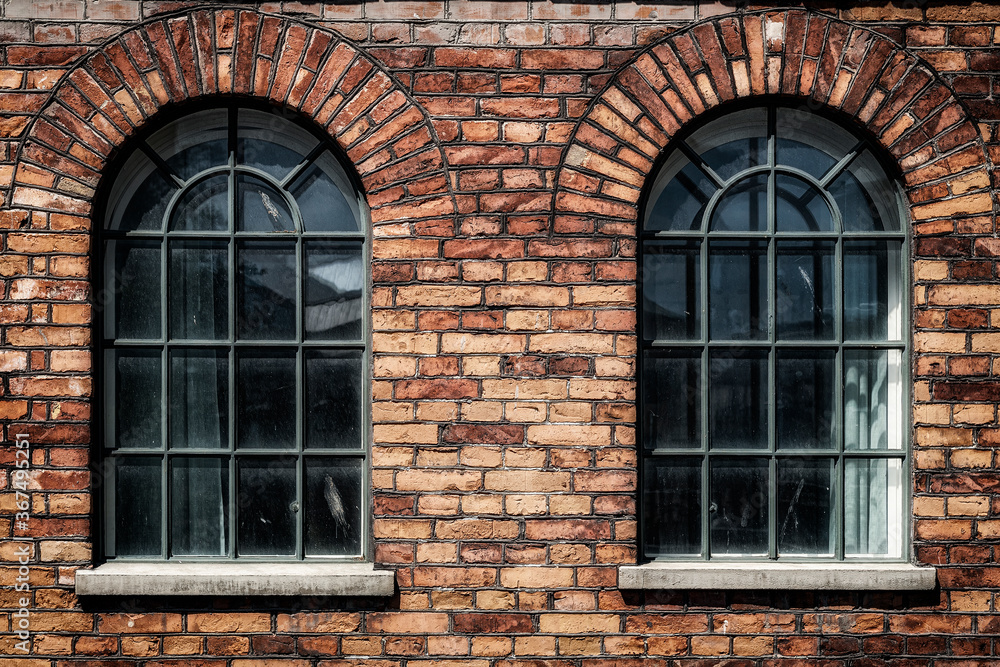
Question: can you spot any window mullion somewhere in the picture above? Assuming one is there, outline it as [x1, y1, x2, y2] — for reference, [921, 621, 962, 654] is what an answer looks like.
[700, 231, 710, 560]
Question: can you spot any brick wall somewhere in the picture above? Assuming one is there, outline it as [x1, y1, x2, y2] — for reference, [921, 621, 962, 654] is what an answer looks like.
[3, 1, 1000, 664]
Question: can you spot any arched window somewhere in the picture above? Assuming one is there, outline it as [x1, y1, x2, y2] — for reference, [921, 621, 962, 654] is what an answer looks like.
[101, 105, 368, 560]
[640, 104, 906, 560]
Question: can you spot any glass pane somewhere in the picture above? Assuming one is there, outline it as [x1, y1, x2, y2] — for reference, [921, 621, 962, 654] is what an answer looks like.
[710, 173, 768, 232]
[305, 243, 364, 341]
[237, 241, 297, 340]
[169, 174, 229, 231]
[776, 240, 835, 340]
[776, 350, 836, 450]
[710, 458, 768, 556]
[148, 108, 229, 181]
[170, 458, 229, 557]
[845, 458, 902, 557]
[112, 349, 161, 449]
[115, 457, 161, 557]
[687, 107, 768, 182]
[169, 349, 228, 450]
[832, 151, 900, 232]
[237, 350, 296, 450]
[643, 456, 701, 556]
[844, 241, 901, 341]
[237, 108, 317, 179]
[289, 151, 362, 233]
[775, 174, 834, 232]
[709, 349, 768, 450]
[641, 240, 700, 341]
[709, 240, 767, 341]
[108, 240, 161, 340]
[644, 151, 715, 232]
[237, 457, 296, 556]
[306, 351, 363, 449]
[109, 152, 175, 232]
[775, 107, 855, 179]
[778, 458, 834, 556]
[845, 350, 903, 451]
[642, 350, 700, 450]
[237, 174, 295, 232]
[169, 240, 228, 340]
[305, 457, 363, 556]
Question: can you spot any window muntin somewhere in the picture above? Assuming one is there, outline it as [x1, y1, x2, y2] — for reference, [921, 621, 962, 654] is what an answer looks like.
[641, 105, 906, 561]
[102, 105, 367, 560]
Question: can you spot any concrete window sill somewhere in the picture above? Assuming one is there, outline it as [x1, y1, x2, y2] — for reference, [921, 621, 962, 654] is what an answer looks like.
[75, 562, 396, 597]
[619, 562, 936, 591]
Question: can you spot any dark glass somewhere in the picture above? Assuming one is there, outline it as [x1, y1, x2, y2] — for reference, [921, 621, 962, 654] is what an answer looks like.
[709, 349, 768, 450]
[237, 350, 296, 450]
[844, 240, 897, 340]
[776, 240, 835, 340]
[643, 456, 702, 556]
[775, 106, 853, 179]
[115, 457, 162, 556]
[775, 139, 836, 180]
[776, 350, 836, 450]
[237, 241, 297, 340]
[118, 168, 175, 232]
[844, 350, 891, 451]
[237, 108, 317, 179]
[641, 240, 701, 341]
[645, 157, 715, 232]
[642, 350, 701, 449]
[710, 458, 768, 556]
[110, 240, 161, 340]
[710, 172, 768, 232]
[306, 351, 363, 449]
[305, 457, 363, 556]
[149, 109, 229, 180]
[237, 174, 295, 232]
[113, 349, 161, 449]
[237, 457, 296, 556]
[169, 240, 228, 340]
[170, 458, 229, 556]
[775, 174, 834, 232]
[689, 108, 768, 182]
[289, 152, 361, 232]
[709, 240, 768, 340]
[778, 458, 834, 556]
[833, 151, 899, 232]
[169, 349, 228, 450]
[304, 243, 363, 341]
[169, 174, 229, 231]
[165, 138, 228, 181]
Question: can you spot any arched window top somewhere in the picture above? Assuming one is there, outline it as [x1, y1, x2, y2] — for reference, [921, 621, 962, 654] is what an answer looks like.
[107, 105, 364, 235]
[644, 105, 903, 235]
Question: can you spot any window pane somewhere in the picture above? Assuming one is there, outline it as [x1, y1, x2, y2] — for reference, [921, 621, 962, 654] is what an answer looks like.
[305, 457, 363, 556]
[845, 350, 903, 451]
[169, 174, 229, 231]
[643, 456, 701, 556]
[169, 240, 228, 340]
[237, 457, 296, 556]
[778, 458, 834, 556]
[169, 349, 228, 450]
[641, 240, 700, 341]
[304, 243, 363, 341]
[687, 107, 768, 182]
[709, 349, 767, 450]
[170, 457, 229, 557]
[237, 174, 295, 232]
[148, 108, 229, 181]
[644, 153, 715, 232]
[237, 241, 297, 340]
[776, 240, 835, 340]
[642, 350, 700, 450]
[710, 458, 768, 556]
[709, 240, 767, 341]
[108, 240, 161, 340]
[832, 151, 900, 233]
[237, 350, 296, 450]
[115, 457, 161, 557]
[776, 350, 836, 450]
[289, 151, 362, 232]
[238, 108, 317, 180]
[775, 107, 854, 179]
[775, 174, 834, 232]
[710, 172, 768, 232]
[306, 351, 363, 449]
[845, 458, 902, 557]
[110, 152, 175, 232]
[844, 240, 901, 341]
[112, 349, 161, 449]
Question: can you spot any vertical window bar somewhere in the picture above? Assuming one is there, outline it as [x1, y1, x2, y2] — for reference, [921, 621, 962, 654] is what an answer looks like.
[699, 235, 710, 559]
[161, 454, 169, 559]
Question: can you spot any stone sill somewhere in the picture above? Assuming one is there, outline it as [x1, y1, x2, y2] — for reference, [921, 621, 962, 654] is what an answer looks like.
[619, 562, 936, 590]
[75, 562, 395, 597]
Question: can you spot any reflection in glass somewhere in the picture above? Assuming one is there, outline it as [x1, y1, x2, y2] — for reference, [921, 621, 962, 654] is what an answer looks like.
[238, 457, 296, 556]
[109, 240, 161, 340]
[171, 458, 228, 556]
[148, 108, 228, 181]
[169, 349, 228, 450]
[778, 458, 834, 556]
[237, 175, 294, 232]
[642, 351, 700, 450]
[644, 457, 701, 556]
[169, 241, 228, 340]
[846, 458, 900, 557]
[114, 350, 161, 450]
[645, 155, 715, 232]
[710, 458, 768, 556]
[169, 174, 229, 231]
[775, 107, 854, 178]
[238, 241, 296, 340]
[641, 241, 700, 340]
[776, 350, 835, 450]
[709, 350, 767, 450]
[776, 240, 835, 340]
[845, 240, 899, 340]
[305, 243, 363, 340]
[114, 163, 175, 232]
[306, 351, 363, 449]
[710, 240, 767, 340]
[832, 151, 899, 233]
[237, 350, 296, 450]
[710, 173, 768, 232]
[775, 174, 834, 232]
[115, 457, 161, 556]
[237, 108, 317, 179]
[306, 457, 363, 556]
[289, 152, 362, 232]
[687, 107, 768, 182]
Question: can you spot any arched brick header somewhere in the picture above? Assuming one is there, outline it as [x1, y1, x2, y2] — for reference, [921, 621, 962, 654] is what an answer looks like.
[10, 7, 456, 226]
[557, 9, 995, 228]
